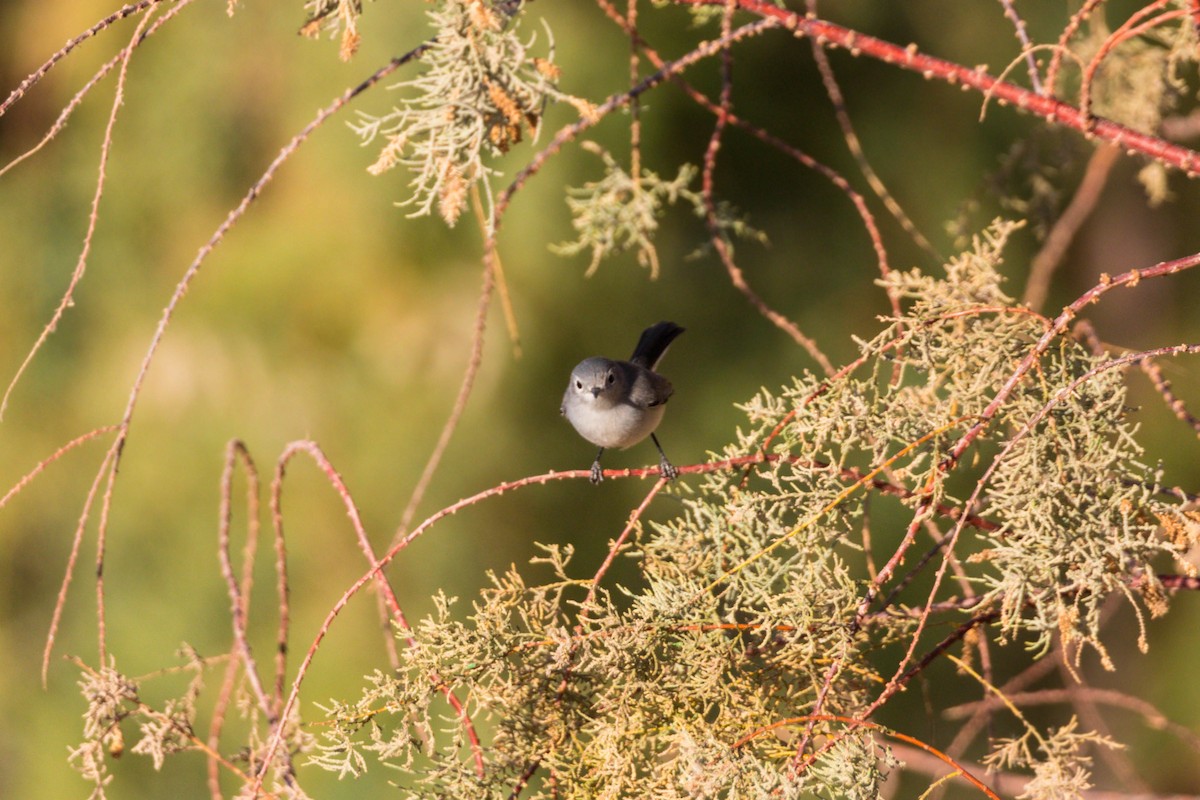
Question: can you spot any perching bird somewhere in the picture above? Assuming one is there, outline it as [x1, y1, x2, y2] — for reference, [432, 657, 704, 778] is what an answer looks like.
[561, 321, 684, 484]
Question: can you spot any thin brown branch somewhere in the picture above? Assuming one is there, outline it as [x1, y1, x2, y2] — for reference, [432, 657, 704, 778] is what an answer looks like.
[1139, 358, 1200, 438]
[739, 714, 1002, 800]
[393, 258, 495, 539]
[700, 1, 837, 372]
[1, 5, 158, 420]
[210, 440, 263, 800]
[0, 0, 193, 179]
[807, 0, 940, 263]
[996, 0, 1043, 93]
[42, 446, 117, 686]
[0, 0, 162, 117]
[1023, 143, 1120, 312]
[0, 426, 117, 510]
[40, 5, 158, 682]
[1046, 0, 1104, 93]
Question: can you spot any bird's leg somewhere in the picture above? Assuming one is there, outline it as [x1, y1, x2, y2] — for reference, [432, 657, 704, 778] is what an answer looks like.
[650, 433, 678, 480]
[589, 447, 606, 484]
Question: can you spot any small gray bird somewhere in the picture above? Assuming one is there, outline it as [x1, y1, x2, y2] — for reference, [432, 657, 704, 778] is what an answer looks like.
[561, 321, 684, 484]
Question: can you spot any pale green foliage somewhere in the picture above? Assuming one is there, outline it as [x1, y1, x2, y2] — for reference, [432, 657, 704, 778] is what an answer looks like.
[876, 222, 1185, 662]
[350, 0, 561, 225]
[984, 716, 1118, 800]
[1071, 3, 1198, 135]
[552, 143, 701, 278]
[1063, 4, 1198, 200]
[552, 143, 767, 277]
[310, 220, 1194, 795]
[312, 541, 892, 798]
[69, 656, 200, 798]
[69, 662, 139, 795]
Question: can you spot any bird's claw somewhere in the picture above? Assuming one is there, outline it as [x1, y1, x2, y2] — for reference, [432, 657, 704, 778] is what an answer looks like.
[660, 457, 679, 481]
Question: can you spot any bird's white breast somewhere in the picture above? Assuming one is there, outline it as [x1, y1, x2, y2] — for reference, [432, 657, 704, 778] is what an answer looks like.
[565, 395, 665, 449]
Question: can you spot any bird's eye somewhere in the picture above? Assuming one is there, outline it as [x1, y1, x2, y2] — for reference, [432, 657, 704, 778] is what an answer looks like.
[606, 372, 615, 385]
[575, 380, 583, 390]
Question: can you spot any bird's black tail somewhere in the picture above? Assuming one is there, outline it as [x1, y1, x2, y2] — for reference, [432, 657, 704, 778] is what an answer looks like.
[630, 321, 685, 369]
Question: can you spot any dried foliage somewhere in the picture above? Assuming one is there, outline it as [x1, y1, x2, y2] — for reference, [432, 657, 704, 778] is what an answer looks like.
[350, 0, 563, 225]
[300, 0, 366, 60]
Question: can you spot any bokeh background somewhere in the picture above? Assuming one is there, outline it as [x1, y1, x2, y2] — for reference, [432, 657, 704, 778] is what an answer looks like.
[1, 1, 1199, 797]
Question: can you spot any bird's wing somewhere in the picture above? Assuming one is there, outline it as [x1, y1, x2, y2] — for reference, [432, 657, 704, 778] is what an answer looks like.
[627, 367, 674, 408]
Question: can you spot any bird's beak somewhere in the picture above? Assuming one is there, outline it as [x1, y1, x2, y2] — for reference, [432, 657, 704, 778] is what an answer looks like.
[590, 387, 603, 398]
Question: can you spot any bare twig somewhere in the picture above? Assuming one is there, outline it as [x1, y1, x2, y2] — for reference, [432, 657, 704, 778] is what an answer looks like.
[1139, 358, 1200, 438]
[682, 0, 1200, 175]
[0, 1, 193, 179]
[0, 0, 162, 117]
[40, 5, 159, 682]
[1, 5, 160, 420]
[210, 440, 263, 800]
[41, 44, 428, 688]
[1023, 143, 1120, 311]
[996, 0, 1043, 93]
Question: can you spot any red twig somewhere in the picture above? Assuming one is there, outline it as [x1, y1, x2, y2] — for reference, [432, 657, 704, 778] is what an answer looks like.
[1, 5, 159, 420]
[0, 426, 117, 511]
[806, 0, 938, 263]
[1140, 357, 1200, 438]
[274, 440, 489, 778]
[1080, 3, 1184, 124]
[210, 440, 264, 800]
[1046, 0, 1104, 93]
[0, 1, 193, 179]
[0, 0, 162, 117]
[739, 714, 1001, 799]
[583, 480, 667, 612]
[682, 0, 1200, 175]
[698, 3, 838, 373]
[252, 440, 492, 795]
[39, 6, 158, 683]
[275, 441, 408, 633]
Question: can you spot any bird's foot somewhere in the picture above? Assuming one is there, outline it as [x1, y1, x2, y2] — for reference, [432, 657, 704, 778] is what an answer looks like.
[659, 456, 679, 481]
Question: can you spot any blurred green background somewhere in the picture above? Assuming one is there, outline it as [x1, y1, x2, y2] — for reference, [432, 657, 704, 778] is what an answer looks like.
[2, 1, 1199, 797]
